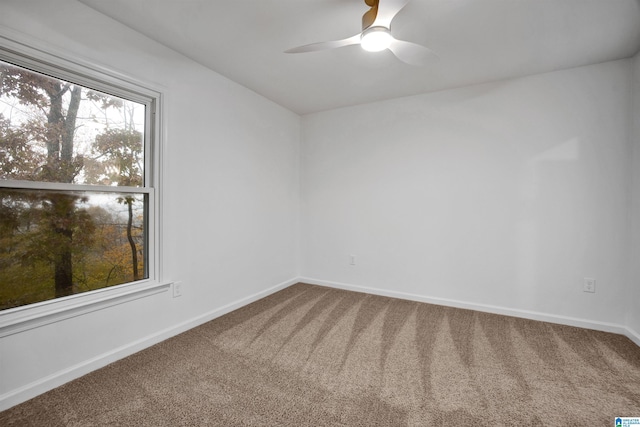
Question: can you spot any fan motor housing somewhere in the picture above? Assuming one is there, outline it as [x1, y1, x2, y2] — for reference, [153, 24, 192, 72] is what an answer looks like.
[362, 1, 378, 30]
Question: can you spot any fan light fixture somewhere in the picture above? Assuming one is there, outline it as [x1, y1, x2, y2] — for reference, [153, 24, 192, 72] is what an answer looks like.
[285, 0, 435, 66]
[360, 26, 393, 52]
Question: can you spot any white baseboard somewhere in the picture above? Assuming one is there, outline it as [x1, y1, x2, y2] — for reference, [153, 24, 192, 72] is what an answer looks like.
[625, 326, 640, 347]
[300, 277, 638, 343]
[0, 277, 299, 412]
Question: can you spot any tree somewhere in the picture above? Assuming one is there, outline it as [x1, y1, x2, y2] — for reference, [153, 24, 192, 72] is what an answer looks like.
[90, 128, 144, 281]
[1, 64, 84, 297]
[0, 60, 146, 309]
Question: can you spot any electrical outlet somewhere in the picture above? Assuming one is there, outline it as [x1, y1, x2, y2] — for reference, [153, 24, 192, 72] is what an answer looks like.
[173, 281, 183, 298]
[349, 255, 356, 266]
[583, 278, 596, 293]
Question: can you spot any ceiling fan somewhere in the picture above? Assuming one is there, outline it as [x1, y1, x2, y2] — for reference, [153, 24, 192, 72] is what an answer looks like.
[285, 0, 435, 66]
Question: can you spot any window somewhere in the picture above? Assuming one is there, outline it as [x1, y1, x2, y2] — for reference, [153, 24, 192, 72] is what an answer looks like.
[0, 42, 161, 319]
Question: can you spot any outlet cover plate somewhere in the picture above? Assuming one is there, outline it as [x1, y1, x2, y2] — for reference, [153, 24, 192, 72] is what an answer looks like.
[583, 278, 596, 293]
[173, 281, 183, 298]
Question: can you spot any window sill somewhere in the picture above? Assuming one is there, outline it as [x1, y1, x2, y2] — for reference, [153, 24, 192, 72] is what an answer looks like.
[0, 281, 171, 338]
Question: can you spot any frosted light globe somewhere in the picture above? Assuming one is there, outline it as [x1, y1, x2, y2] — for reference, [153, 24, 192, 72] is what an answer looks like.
[361, 27, 393, 52]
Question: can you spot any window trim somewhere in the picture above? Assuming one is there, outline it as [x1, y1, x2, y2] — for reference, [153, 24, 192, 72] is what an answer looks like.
[0, 29, 168, 337]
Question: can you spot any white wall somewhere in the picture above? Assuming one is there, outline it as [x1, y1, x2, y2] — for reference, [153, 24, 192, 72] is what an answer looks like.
[630, 52, 640, 336]
[301, 60, 633, 328]
[0, 0, 300, 409]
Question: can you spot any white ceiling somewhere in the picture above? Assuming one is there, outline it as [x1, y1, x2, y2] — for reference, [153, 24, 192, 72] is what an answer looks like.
[79, 0, 640, 115]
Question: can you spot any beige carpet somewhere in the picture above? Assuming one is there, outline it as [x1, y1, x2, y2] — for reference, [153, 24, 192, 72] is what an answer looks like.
[2, 283, 640, 426]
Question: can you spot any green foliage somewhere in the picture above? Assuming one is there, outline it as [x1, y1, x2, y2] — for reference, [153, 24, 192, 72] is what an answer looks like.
[0, 189, 146, 310]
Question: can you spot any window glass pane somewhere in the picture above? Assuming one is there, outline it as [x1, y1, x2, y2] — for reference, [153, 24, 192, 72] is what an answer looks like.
[0, 60, 145, 187]
[0, 188, 147, 310]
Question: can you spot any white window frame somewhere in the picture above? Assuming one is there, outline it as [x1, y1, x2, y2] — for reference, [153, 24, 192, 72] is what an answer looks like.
[0, 31, 168, 338]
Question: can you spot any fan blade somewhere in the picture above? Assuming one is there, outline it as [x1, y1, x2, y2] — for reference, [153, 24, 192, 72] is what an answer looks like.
[285, 34, 361, 54]
[373, 0, 411, 28]
[388, 38, 437, 66]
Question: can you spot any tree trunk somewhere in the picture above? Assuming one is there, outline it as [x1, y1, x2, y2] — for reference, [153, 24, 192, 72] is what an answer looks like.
[126, 197, 139, 281]
[53, 199, 74, 297]
[61, 86, 82, 177]
[44, 84, 82, 297]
